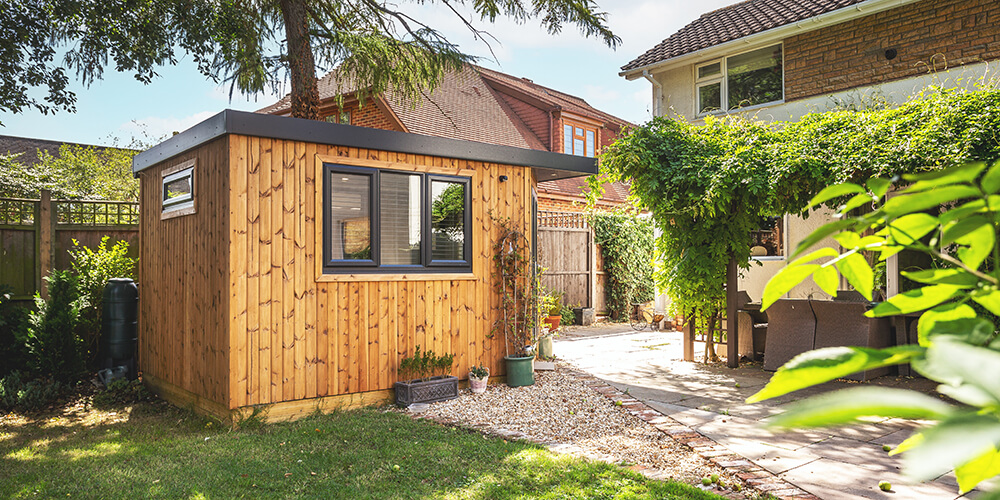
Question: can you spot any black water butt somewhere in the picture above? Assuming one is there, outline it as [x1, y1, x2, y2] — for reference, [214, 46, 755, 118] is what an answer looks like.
[100, 278, 138, 379]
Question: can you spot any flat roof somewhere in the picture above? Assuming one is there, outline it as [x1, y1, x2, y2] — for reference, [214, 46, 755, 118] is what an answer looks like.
[132, 109, 597, 181]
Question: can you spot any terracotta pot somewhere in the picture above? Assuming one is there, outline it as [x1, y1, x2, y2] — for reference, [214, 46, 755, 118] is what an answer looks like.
[469, 374, 488, 394]
[543, 315, 561, 330]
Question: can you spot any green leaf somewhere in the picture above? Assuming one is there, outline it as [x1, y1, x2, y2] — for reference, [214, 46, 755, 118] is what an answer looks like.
[937, 384, 999, 408]
[788, 247, 840, 267]
[982, 160, 1000, 194]
[953, 223, 995, 269]
[746, 345, 925, 403]
[866, 177, 891, 198]
[901, 268, 978, 287]
[868, 284, 963, 317]
[891, 432, 924, 455]
[809, 183, 865, 208]
[763, 387, 954, 429]
[839, 192, 877, 215]
[790, 218, 863, 259]
[901, 413, 1000, 482]
[761, 264, 819, 310]
[833, 231, 860, 249]
[941, 215, 991, 247]
[955, 445, 1000, 494]
[926, 339, 1000, 403]
[972, 289, 1000, 316]
[834, 253, 873, 301]
[883, 185, 981, 217]
[902, 162, 986, 192]
[878, 213, 938, 245]
[813, 266, 839, 296]
[918, 302, 994, 346]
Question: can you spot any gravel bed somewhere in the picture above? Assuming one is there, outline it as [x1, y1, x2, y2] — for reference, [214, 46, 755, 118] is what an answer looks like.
[410, 367, 741, 493]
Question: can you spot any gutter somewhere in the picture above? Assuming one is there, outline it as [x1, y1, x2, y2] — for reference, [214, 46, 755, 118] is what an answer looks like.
[620, 0, 924, 80]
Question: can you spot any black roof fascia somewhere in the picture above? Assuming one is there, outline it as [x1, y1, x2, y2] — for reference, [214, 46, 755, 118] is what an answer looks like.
[132, 109, 597, 180]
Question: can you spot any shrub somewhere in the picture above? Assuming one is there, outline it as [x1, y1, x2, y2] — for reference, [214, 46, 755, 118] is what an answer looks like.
[0, 285, 30, 377]
[93, 378, 151, 408]
[0, 371, 62, 413]
[399, 345, 454, 381]
[69, 236, 136, 368]
[26, 271, 85, 383]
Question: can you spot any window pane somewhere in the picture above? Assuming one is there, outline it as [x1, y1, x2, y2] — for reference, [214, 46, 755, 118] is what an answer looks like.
[698, 82, 721, 114]
[431, 180, 465, 261]
[573, 138, 584, 156]
[563, 124, 572, 154]
[329, 173, 371, 260]
[586, 130, 595, 157]
[727, 44, 783, 109]
[163, 174, 192, 204]
[380, 173, 421, 265]
[575, 127, 583, 137]
[698, 62, 721, 79]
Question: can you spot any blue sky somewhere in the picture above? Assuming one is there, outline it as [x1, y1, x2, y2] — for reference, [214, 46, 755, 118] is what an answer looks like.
[0, 0, 733, 148]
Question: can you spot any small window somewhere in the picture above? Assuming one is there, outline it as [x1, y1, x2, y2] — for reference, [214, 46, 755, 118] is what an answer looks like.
[695, 44, 783, 116]
[161, 159, 196, 218]
[323, 163, 471, 273]
[562, 120, 598, 158]
[324, 110, 351, 124]
[750, 216, 784, 258]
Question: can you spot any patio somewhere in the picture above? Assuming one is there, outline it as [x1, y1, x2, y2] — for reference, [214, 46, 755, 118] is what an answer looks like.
[554, 324, 986, 499]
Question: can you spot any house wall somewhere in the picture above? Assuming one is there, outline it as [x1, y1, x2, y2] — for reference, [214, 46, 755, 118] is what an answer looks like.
[494, 92, 552, 151]
[138, 137, 231, 412]
[785, 0, 1000, 101]
[319, 101, 401, 131]
[225, 135, 532, 412]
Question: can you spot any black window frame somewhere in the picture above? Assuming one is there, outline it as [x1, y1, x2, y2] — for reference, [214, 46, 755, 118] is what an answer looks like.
[323, 162, 472, 274]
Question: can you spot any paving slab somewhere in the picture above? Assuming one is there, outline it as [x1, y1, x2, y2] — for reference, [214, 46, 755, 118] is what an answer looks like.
[778, 458, 961, 500]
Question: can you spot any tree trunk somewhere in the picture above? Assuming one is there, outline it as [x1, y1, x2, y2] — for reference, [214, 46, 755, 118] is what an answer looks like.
[279, 0, 320, 120]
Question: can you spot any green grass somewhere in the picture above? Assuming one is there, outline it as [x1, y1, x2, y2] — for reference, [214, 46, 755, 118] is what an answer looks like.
[1, 398, 724, 499]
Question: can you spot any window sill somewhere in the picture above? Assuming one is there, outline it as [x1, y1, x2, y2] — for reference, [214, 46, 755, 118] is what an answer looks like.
[751, 256, 785, 262]
[316, 272, 478, 283]
[696, 99, 786, 119]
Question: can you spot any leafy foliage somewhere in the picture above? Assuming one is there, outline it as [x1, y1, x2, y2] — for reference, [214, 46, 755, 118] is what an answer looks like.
[92, 378, 152, 408]
[469, 364, 489, 379]
[598, 87, 1000, 360]
[0, 143, 139, 200]
[398, 345, 454, 381]
[587, 209, 655, 320]
[0, 285, 30, 377]
[0, 371, 62, 413]
[25, 270, 85, 383]
[69, 237, 137, 369]
[750, 161, 1000, 494]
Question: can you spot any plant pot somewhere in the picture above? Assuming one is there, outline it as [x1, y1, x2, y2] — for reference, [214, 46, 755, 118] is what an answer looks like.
[468, 374, 488, 394]
[537, 334, 553, 359]
[543, 315, 561, 330]
[394, 375, 459, 407]
[505, 355, 535, 387]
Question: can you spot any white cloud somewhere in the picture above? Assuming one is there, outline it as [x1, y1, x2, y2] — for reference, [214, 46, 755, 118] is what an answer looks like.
[118, 111, 217, 144]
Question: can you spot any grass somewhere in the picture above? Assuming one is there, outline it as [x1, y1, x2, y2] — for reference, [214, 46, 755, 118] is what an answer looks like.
[1, 397, 725, 499]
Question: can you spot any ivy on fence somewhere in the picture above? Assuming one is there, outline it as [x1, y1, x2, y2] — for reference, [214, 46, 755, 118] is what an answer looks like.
[587, 209, 654, 320]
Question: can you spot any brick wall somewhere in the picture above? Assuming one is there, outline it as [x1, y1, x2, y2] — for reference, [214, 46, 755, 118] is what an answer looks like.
[785, 0, 1000, 101]
[538, 196, 586, 213]
[320, 101, 400, 131]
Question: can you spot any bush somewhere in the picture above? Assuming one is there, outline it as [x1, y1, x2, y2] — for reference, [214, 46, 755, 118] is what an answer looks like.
[26, 271, 85, 383]
[69, 236, 136, 368]
[0, 285, 30, 377]
[93, 378, 151, 408]
[0, 371, 62, 413]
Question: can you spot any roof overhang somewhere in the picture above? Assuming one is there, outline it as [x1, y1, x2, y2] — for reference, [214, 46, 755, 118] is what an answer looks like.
[131, 109, 597, 181]
[620, 0, 923, 80]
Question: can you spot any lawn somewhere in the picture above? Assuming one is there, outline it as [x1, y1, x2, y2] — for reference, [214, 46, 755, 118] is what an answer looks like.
[1, 396, 724, 499]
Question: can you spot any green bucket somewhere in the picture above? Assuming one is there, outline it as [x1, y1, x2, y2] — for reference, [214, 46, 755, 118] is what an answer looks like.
[505, 355, 535, 387]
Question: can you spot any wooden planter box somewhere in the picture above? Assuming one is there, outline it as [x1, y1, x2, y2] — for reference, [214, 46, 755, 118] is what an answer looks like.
[394, 375, 459, 407]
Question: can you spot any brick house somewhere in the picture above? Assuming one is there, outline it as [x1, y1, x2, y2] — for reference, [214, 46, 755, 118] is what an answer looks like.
[620, 0, 1000, 301]
[259, 64, 634, 212]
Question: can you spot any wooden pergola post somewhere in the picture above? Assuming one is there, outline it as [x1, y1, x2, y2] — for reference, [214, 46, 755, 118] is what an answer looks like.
[726, 255, 739, 368]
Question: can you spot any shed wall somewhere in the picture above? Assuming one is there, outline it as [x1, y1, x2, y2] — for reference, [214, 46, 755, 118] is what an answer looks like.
[138, 137, 231, 408]
[227, 135, 533, 409]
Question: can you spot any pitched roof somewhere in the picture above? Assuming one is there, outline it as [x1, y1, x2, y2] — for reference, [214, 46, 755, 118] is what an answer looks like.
[537, 176, 631, 205]
[0, 135, 115, 166]
[621, 0, 866, 72]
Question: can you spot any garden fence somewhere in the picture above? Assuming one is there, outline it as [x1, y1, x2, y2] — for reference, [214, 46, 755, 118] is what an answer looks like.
[536, 210, 606, 313]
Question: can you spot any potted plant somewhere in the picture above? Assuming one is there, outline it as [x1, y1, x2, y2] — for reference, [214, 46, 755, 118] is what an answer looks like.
[468, 364, 489, 394]
[491, 214, 540, 387]
[394, 345, 458, 407]
[542, 293, 562, 330]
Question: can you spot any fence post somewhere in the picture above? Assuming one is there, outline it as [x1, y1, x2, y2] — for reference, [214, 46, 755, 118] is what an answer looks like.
[38, 189, 54, 299]
[726, 255, 739, 368]
[682, 312, 695, 362]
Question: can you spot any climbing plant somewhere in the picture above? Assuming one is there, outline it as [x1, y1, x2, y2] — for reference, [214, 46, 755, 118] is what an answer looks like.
[596, 86, 1000, 361]
[587, 209, 655, 320]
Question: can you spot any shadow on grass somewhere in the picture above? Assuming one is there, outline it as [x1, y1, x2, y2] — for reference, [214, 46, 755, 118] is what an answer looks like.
[1, 400, 724, 499]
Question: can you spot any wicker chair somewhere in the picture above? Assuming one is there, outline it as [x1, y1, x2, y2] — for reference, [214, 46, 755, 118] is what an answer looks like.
[811, 299, 893, 381]
[736, 291, 767, 361]
[762, 299, 815, 371]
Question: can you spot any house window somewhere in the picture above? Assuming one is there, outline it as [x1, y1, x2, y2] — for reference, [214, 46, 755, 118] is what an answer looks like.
[323, 163, 471, 273]
[325, 110, 351, 124]
[563, 121, 597, 157]
[696, 44, 783, 115]
[750, 216, 784, 259]
[161, 159, 196, 218]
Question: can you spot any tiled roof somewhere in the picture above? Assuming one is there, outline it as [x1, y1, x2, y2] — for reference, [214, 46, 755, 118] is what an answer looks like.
[537, 176, 631, 204]
[621, 0, 866, 72]
[0, 135, 114, 166]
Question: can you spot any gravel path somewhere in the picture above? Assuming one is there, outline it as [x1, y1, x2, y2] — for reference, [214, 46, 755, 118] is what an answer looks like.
[407, 366, 744, 496]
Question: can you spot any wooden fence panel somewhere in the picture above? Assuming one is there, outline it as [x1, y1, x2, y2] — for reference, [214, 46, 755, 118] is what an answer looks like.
[536, 211, 607, 314]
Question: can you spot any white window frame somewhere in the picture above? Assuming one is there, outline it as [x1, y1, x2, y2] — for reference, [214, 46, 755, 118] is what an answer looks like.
[750, 214, 788, 262]
[161, 159, 196, 219]
[695, 43, 784, 117]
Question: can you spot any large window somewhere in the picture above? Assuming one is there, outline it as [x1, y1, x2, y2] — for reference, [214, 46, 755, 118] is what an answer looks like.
[696, 44, 783, 115]
[563, 121, 597, 158]
[161, 159, 196, 219]
[323, 163, 471, 273]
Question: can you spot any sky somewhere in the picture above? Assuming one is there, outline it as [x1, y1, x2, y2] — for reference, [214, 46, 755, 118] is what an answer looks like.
[0, 0, 734, 148]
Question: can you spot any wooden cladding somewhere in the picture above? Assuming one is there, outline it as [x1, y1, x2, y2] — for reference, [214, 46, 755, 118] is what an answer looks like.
[139, 133, 534, 412]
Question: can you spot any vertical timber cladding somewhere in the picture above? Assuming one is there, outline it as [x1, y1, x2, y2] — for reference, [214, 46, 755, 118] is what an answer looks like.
[138, 136, 231, 410]
[228, 135, 533, 409]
